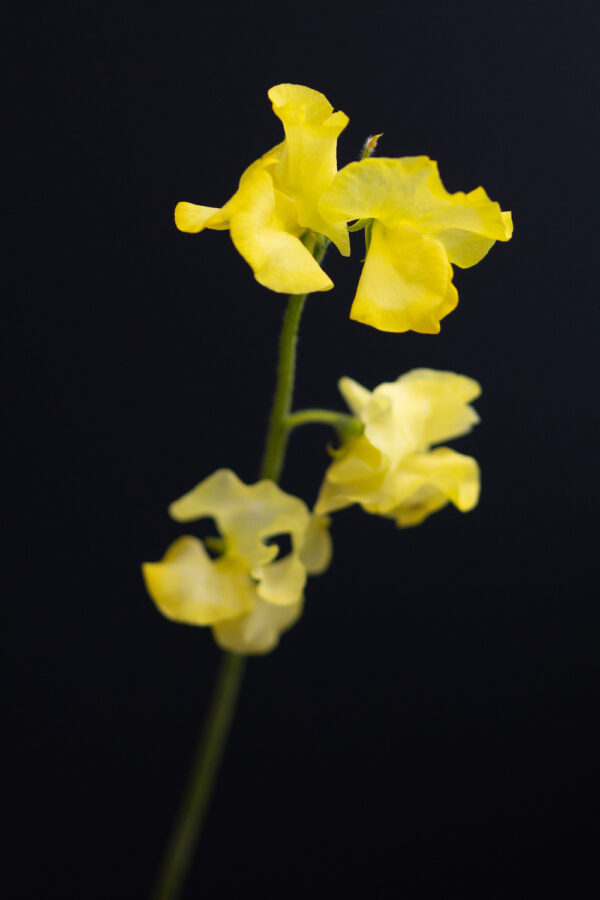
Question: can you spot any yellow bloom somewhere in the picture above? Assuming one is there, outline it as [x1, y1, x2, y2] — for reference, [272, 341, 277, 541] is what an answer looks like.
[175, 84, 349, 295]
[315, 369, 481, 527]
[319, 157, 513, 333]
[142, 469, 332, 654]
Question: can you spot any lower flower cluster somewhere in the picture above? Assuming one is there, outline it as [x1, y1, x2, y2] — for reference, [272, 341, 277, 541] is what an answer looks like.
[143, 369, 480, 653]
[143, 470, 331, 654]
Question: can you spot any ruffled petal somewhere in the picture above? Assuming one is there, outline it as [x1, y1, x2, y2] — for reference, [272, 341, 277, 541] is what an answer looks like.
[349, 222, 454, 334]
[314, 436, 387, 514]
[365, 369, 481, 457]
[319, 157, 512, 246]
[169, 469, 311, 570]
[213, 597, 303, 654]
[298, 514, 332, 575]
[416, 182, 513, 242]
[228, 165, 333, 293]
[385, 482, 449, 527]
[433, 229, 496, 268]
[268, 84, 350, 255]
[174, 144, 333, 293]
[174, 202, 227, 233]
[173, 149, 281, 234]
[319, 156, 438, 225]
[142, 536, 255, 625]
[386, 448, 480, 526]
[254, 553, 307, 606]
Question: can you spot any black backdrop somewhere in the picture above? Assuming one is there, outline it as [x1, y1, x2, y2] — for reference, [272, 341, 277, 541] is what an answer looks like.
[8, 2, 600, 898]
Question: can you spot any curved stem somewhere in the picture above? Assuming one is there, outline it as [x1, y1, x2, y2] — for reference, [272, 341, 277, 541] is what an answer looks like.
[286, 408, 349, 429]
[151, 652, 246, 900]
[285, 408, 361, 439]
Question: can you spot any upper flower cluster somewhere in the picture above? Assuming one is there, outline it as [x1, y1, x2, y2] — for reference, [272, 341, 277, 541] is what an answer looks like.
[175, 84, 349, 295]
[143, 469, 332, 654]
[176, 83, 512, 333]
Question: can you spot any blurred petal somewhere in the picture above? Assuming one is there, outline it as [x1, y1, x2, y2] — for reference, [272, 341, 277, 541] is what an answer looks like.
[299, 515, 333, 575]
[254, 553, 307, 606]
[338, 376, 372, 417]
[169, 469, 310, 570]
[213, 597, 303, 654]
[314, 436, 387, 514]
[386, 483, 449, 527]
[365, 369, 481, 457]
[142, 536, 254, 625]
[387, 448, 480, 526]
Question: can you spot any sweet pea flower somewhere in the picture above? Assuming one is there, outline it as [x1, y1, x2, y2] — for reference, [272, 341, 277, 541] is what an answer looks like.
[315, 369, 481, 527]
[319, 157, 513, 333]
[142, 469, 332, 654]
[175, 84, 349, 295]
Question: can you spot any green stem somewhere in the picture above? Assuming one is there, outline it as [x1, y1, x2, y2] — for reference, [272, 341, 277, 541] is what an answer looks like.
[151, 652, 246, 900]
[285, 408, 362, 442]
[285, 408, 350, 428]
[259, 292, 306, 481]
[260, 236, 329, 481]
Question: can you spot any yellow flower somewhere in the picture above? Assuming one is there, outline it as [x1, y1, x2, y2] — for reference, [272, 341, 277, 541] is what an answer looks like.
[142, 470, 332, 654]
[175, 84, 349, 295]
[319, 157, 513, 333]
[315, 369, 481, 527]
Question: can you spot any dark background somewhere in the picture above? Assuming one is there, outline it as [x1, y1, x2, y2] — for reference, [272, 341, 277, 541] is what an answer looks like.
[8, 1, 599, 897]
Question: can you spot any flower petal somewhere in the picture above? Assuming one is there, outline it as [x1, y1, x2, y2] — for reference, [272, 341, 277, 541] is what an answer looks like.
[142, 536, 254, 625]
[174, 202, 227, 233]
[298, 514, 333, 575]
[349, 222, 454, 334]
[319, 156, 437, 225]
[338, 376, 372, 417]
[213, 597, 303, 654]
[314, 436, 387, 514]
[175, 146, 285, 231]
[386, 448, 481, 526]
[416, 183, 513, 242]
[320, 157, 512, 247]
[228, 165, 333, 293]
[254, 553, 307, 606]
[169, 469, 311, 570]
[432, 229, 496, 268]
[268, 84, 350, 255]
[365, 369, 481, 457]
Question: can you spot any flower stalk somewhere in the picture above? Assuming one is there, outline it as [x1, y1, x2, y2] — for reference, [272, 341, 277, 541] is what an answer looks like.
[146, 80, 510, 891]
[150, 652, 245, 900]
[150, 237, 328, 899]
[285, 408, 363, 443]
[260, 235, 329, 481]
